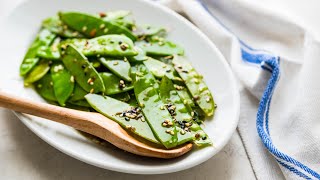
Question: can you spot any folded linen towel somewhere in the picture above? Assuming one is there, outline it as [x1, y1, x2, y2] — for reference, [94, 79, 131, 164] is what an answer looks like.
[157, 0, 320, 179]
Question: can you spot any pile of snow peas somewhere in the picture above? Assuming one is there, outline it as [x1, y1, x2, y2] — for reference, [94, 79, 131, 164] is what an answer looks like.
[20, 11, 216, 149]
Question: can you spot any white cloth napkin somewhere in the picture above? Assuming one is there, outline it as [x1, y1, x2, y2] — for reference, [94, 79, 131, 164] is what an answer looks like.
[157, 0, 320, 179]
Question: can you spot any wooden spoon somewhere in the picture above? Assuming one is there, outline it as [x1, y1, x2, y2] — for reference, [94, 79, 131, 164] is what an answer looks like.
[0, 92, 192, 158]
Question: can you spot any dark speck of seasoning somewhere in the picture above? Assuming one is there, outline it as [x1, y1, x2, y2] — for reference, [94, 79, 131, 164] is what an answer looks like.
[147, 26, 151, 30]
[118, 41, 122, 45]
[166, 69, 171, 73]
[110, 41, 114, 44]
[202, 136, 207, 140]
[182, 70, 189, 73]
[125, 117, 130, 121]
[81, 64, 86, 69]
[214, 104, 218, 109]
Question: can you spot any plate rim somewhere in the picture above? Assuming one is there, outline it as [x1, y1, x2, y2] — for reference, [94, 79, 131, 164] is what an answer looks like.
[4, 0, 240, 174]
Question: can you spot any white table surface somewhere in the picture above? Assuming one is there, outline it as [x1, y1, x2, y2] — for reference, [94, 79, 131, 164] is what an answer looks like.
[0, 0, 319, 179]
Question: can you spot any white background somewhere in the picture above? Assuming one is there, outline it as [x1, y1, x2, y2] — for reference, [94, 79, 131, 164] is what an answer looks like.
[0, 0, 319, 179]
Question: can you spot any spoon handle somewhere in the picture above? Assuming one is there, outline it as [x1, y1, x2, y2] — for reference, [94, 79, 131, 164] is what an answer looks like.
[0, 91, 97, 129]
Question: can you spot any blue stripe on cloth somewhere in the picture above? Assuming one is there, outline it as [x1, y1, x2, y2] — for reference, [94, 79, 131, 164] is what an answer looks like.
[196, 0, 320, 179]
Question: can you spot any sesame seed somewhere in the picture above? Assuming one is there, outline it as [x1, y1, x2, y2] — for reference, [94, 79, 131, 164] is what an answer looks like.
[90, 88, 94, 93]
[89, 82, 94, 85]
[120, 43, 129, 51]
[73, 59, 77, 62]
[162, 122, 167, 127]
[183, 100, 188, 104]
[180, 130, 186, 135]
[195, 133, 201, 139]
[104, 28, 109, 33]
[99, 24, 105, 29]
[82, 26, 87, 32]
[50, 81, 53, 86]
[70, 76, 74, 83]
[162, 65, 167, 68]
[72, 32, 78, 36]
[164, 55, 173, 60]
[193, 95, 200, 101]
[63, 25, 68, 30]
[191, 111, 195, 117]
[87, 78, 92, 84]
[160, 106, 165, 110]
[206, 97, 210, 102]
[194, 79, 200, 84]
[113, 61, 119, 65]
[124, 57, 128, 62]
[158, 41, 164, 46]
[37, 84, 42, 88]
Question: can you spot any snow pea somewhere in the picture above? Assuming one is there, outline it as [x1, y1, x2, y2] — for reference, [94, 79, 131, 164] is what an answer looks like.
[110, 92, 131, 103]
[136, 39, 184, 56]
[160, 76, 212, 146]
[42, 16, 84, 38]
[24, 60, 50, 85]
[85, 94, 160, 144]
[143, 57, 179, 80]
[69, 99, 91, 107]
[159, 76, 194, 145]
[133, 25, 166, 38]
[61, 44, 105, 93]
[102, 11, 134, 30]
[51, 63, 74, 106]
[61, 35, 137, 57]
[172, 56, 215, 116]
[176, 86, 195, 108]
[37, 37, 61, 60]
[20, 29, 56, 76]
[134, 64, 178, 149]
[35, 73, 56, 101]
[69, 84, 88, 102]
[99, 57, 132, 82]
[128, 47, 148, 62]
[100, 72, 133, 95]
[59, 12, 136, 41]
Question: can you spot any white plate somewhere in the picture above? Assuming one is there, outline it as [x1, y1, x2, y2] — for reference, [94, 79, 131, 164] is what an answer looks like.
[0, 0, 239, 174]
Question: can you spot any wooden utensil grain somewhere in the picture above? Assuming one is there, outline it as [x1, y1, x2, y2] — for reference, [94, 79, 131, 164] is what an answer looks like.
[0, 92, 192, 158]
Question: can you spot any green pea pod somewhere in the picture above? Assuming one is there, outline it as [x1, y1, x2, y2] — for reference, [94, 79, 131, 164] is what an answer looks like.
[51, 63, 74, 106]
[69, 84, 88, 101]
[68, 99, 91, 107]
[20, 29, 56, 76]
[110, 92, 131, 103]
[134, 64, 178, 149]
[99, 57, 132, 81]
[59, 12, 136, 41]
[176, 86, 195, 108]
[133, 25, 166, 38]
[103, 11, 134, 30]
[100, 72, 133, 95]
[61, 35, 137, 57]
[37, 37, 61, 60]
[42, 16, 84, 38]
[128, 47, 148, 62]
[35, 73, 56, 101]
[159, 76, 194, 145]
[85, 94, 160, 144]
[143, 57, 179, 80]
[61, 44, 105, 93]
[136, 40, 184, 56]
[173, 56, 215, 116]
[24, 60, 50, 85]
[159, 76, 212, 146]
